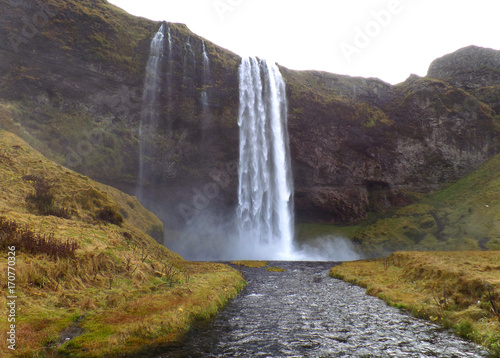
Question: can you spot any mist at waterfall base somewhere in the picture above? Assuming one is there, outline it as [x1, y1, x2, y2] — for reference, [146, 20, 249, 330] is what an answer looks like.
[135, 26, 361, 261]
[168, 205, 361, 261]
[167, 57, 361, 262]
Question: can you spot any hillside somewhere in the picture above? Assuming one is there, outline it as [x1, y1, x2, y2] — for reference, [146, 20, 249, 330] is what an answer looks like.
[353, 149, 500, 257]
[297, 148, 500, 258]
[0, 129, 245, 357]
[1, 0, 499, 238]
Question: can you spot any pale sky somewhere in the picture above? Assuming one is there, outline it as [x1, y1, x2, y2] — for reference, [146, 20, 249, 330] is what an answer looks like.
[108, 0, 500, 84]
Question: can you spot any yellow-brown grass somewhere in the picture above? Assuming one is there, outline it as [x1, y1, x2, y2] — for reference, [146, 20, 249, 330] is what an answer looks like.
[0, 130, 245, 357]
[231, 260, 268, 268]
[330, 251, 500, 355]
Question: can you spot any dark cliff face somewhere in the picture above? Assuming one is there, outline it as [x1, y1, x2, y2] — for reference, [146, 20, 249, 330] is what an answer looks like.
[284, 57, 500, 223]
[0, 0, 499, 230]
[0, 0, 241, 228]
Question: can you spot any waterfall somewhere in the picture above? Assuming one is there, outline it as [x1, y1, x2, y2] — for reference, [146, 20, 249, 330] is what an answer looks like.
[201, 41, 210, 107]
[138, 24, 165, 199]
[183, 36, 196, 96]
[167, 26, 173, 63]
[166, 26, 173, 122]
[237, 57, 295, 259]
[201, 41, 212, 133]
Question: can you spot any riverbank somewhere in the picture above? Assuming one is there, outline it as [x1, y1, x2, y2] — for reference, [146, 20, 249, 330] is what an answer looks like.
[0, 130, 246, 357]
[330, 251, 500, 355]
[160, 261, 490, 357]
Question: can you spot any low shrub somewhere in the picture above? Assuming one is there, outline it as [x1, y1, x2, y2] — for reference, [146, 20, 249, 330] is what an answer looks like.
[96, 206, 124, 226]
[0, 217, 78, 258]
[23, 175, 71, 219]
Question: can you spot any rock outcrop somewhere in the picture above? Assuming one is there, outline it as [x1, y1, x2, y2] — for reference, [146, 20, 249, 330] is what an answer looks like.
[284, 58, 499, 223]
[0, 0, 499, 230]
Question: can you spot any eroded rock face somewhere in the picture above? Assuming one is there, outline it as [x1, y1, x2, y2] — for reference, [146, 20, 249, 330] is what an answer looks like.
[0, 1, 499, 228]
[427, 45, 500, 89]
[284, 52, 500, 223]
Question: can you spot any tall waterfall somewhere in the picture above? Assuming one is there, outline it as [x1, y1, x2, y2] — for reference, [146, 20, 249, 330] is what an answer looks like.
[138, 24, 164, 199]
[237, 57, 295, 259]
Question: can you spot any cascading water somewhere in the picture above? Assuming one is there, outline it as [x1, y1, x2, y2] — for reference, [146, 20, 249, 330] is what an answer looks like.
[137, 30, 360, 261]
[166, 26, 173, 123]
[137, 24, 164, 199]
[167, 26, 173, 68]
[201, 41, 211, 97]
[201, 41, 212, 134]
[237, 57, 295, 259]
[183, 36, 196, 95]
[201, 42, 211, 106]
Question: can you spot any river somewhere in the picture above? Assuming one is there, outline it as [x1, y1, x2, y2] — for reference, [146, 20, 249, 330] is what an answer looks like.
[157, 261, 490, 357]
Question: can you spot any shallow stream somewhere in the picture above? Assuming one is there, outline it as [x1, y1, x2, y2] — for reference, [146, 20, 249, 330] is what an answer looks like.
[158, 262, 490, 357]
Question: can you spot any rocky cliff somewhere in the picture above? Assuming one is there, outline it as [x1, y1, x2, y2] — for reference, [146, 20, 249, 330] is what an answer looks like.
[285, 54, 500, 224]
[1, 0, 499, 233]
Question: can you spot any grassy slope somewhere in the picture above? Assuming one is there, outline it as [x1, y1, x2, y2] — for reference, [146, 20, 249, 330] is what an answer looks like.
[0, 130, 245, 357]
[330, 251, 500, 355]
[298, 150, 500, 258]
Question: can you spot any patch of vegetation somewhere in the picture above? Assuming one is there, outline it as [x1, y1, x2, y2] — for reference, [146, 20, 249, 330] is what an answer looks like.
[231, 261, 286, 272]
[23, 175, 71, 219]
[330, 251, 500, 355]
[0, 216, 78, 259]
[231, 260, 268, 268]
[96, 205, 124, 226]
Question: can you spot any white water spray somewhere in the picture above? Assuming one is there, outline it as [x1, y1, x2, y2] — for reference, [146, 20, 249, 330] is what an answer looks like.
[169, 55, 361, 261]
[138, 24, 164, 199]
[237, 57, 295, 259]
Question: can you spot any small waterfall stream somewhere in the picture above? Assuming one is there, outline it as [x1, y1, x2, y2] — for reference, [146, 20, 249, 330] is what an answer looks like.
[237, 57, 295, 259]
[166, 26, 173, 126]
[201, 41, 212, 134]
[183, 36, 196, 97]
[137, 24, 165, 199]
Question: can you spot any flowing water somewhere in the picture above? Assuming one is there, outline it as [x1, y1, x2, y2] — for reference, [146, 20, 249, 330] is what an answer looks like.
[157, 262, 490, 358]
[138, 24, 165, 199]
[201, 41, 212, 134]
[237, 57, 295, 260]
[166, 26, 173, 126]
[183, 36, 196, 96]
[137, 33, 490, 358]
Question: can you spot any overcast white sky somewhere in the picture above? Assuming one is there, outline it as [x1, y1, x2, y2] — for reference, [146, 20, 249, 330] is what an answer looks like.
[108, 0, 500, 84]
